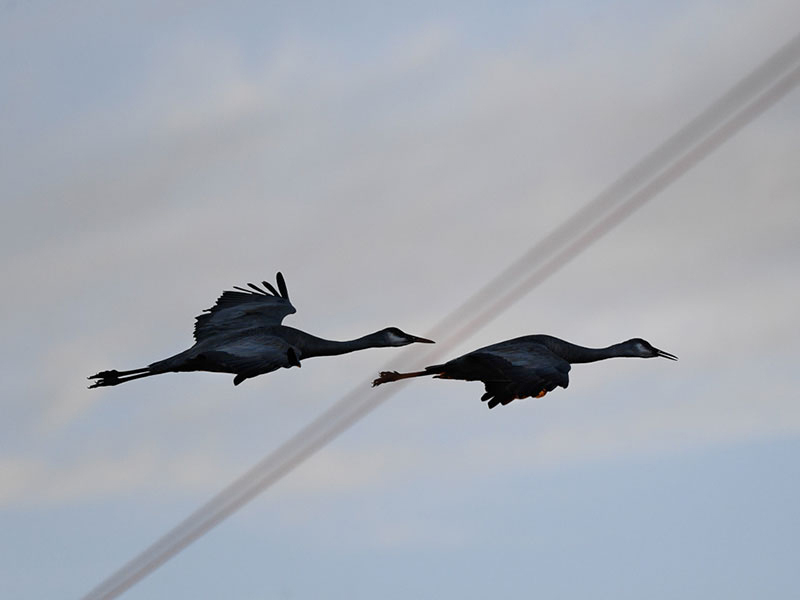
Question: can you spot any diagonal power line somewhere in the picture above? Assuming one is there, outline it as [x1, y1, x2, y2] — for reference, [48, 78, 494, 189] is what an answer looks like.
[81, 32, 800, 600]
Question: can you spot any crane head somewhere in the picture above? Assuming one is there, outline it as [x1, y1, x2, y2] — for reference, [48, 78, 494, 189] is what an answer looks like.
[379, 327, 435, 346]
[626, 338, 678, 360]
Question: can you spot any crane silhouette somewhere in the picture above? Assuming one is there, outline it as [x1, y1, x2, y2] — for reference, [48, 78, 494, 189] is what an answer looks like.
[373, 334, 677, 408]
[89, 272, 434, 388]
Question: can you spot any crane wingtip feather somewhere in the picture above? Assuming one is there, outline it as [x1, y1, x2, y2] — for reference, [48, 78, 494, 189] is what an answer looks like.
[261, 280, 279, 296]
[276, 272, 289, 300]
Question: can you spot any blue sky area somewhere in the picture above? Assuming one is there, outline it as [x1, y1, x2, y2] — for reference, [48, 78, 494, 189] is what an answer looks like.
[1, 1, 799, 598]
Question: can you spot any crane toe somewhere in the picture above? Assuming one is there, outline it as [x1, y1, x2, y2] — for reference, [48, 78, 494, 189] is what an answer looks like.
[372, 371, 400, 386]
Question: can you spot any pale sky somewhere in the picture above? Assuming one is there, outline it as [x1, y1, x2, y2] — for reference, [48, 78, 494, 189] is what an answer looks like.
[2, 1, 799, 599]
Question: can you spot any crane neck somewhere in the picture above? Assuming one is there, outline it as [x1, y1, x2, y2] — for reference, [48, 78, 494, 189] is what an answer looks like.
[282, 327, 390, 359]
[540, 337, 635, 364]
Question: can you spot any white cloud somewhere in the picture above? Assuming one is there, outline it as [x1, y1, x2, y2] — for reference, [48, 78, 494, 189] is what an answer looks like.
[0, 446, 231, 507]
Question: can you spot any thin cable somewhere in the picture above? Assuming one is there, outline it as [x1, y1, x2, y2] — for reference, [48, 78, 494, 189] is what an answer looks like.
[424, 32, 800, 347]
[432, 60, 800, 353]
[81, 34, 800, 600]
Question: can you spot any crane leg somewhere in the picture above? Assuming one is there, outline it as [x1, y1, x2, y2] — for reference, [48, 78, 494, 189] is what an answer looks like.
[88, 367, 153, 388]
[372, 370, 430, 387]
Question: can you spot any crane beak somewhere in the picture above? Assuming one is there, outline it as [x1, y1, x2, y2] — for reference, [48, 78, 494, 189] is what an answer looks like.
[655, 348, 678, 361]
[410, 335, 435, 344]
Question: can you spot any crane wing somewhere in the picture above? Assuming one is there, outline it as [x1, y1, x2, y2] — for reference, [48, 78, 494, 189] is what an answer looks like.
[193, 273, 297, 342]
[199, 333, 300, 383]
[449, 342, 571, 408]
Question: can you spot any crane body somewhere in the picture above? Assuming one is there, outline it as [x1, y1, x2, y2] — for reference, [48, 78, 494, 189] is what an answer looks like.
[89, 273, 433, 388]
[373, 334, 677, 408]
